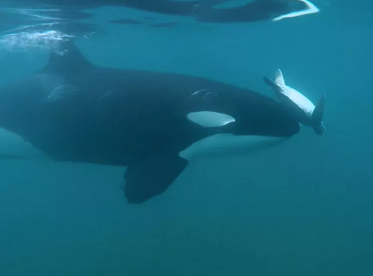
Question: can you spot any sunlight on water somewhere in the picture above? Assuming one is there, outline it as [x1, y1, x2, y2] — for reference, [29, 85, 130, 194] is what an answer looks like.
[0, 29, 73, 52]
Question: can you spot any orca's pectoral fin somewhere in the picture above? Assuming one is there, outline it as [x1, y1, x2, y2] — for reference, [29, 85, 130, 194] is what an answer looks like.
[124, 155, 188, 204]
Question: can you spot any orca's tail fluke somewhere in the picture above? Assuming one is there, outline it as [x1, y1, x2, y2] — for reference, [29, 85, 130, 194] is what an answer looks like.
[311, 93, 326, 135]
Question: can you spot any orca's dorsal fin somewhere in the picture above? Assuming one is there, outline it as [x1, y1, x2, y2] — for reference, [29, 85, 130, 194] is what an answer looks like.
[42, 40, 94, 74]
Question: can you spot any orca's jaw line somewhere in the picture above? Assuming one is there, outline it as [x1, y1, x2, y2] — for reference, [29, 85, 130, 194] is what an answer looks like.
[179, 134, 290, 162]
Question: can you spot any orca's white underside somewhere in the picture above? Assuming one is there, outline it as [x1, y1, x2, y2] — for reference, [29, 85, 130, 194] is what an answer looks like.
[0, 128, 49, 160]
[179, 133, 290, 162]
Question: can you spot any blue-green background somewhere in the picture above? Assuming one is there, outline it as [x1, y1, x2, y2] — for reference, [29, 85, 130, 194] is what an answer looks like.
[0, 1, 372, 275]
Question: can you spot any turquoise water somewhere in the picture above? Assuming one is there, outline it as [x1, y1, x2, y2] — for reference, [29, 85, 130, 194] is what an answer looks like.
[0, 1, 372, 275]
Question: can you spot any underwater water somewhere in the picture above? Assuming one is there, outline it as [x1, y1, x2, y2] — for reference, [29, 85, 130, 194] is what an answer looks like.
[0, 0, 372, 275]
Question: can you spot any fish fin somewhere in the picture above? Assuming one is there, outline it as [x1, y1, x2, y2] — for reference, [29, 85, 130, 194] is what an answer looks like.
[313, 122, 326, 135]
[264, 69, 285, 91]
[124, 155, 188, 204]
[311, 93, 326, 135]
[274, 69, 286, 87]
[264, 76, 279, 91]
[187, 111, 236, 128]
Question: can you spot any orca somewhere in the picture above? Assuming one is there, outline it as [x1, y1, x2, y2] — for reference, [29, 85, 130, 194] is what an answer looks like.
[0, 40, 301, 204]
[3, 0, 310, 24]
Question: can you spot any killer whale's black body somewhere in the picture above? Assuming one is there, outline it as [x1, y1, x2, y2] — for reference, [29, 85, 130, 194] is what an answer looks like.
[5, 0, 299, 24]
[0, 40, 300, 203]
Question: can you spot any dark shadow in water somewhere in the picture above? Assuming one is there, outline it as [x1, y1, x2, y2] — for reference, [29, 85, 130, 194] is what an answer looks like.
[109, 19, 144, 25]
[5, 0, 305, 24]
[150, 22, 177, 28]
